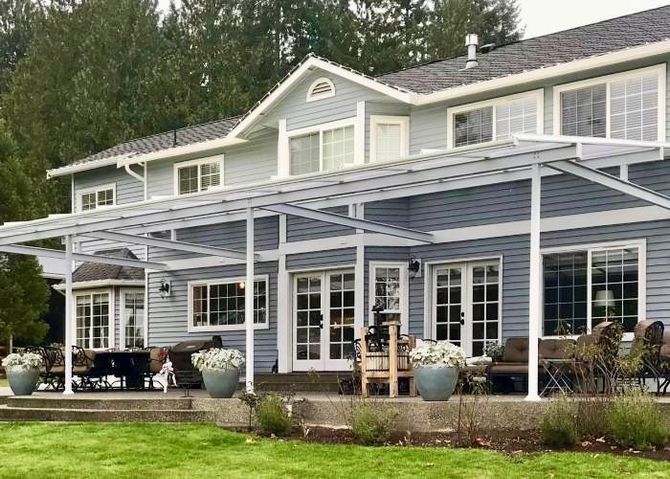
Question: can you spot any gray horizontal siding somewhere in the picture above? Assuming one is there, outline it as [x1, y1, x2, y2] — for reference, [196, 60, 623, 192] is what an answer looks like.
[147, 261, 278, 373]
[287, 206, 354, 242]
[286, 248, 356, 271]
[364, 198, 409, 228]
[74, 165, 144, 208]
[410, 104, 447, 154]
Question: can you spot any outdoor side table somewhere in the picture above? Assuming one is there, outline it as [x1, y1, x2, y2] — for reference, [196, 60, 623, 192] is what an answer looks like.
[540, 358, 574, 396]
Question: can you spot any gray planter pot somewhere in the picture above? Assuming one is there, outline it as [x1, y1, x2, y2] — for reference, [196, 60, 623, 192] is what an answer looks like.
[201, 368, 240, 398]
[6, 367, 40, 396]
[414, 365, 460, 401]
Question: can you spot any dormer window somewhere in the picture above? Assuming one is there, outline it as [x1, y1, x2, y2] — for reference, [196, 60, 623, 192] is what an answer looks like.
[306, 78, 335, 102]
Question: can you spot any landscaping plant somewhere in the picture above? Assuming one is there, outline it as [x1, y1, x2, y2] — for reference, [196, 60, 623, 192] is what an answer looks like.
[256, 393, 293, 437]
[540, 396, 578, 448]
[350, 401, 399, 446]
[608, 389, 668, 450]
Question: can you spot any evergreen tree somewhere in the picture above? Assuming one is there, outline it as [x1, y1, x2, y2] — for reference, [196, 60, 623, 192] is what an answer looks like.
[0, 0, 42, 96]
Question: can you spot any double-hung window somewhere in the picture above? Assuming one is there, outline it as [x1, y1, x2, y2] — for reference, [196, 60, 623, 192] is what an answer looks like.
[555, 65, 665, 141]
[370, 116, 409, 163]
[542, 242, 643, 337]
[448, 90, 542, 148]
[75, 291, 111, 349]
[175, 157, 223, 195]
[78, 184, 115, 212]
[189, 276, 269, 331]
[288, 120, 355, 175]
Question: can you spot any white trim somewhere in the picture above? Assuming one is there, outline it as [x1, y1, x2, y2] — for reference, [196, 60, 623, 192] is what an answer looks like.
[306, 77, 336, 102]
[447, 89, 544, 149]
[277, 213, 290, 373]
[540, 238, 647, 341]
[53, 279, 144, 291]
[186, 275, 270, 333]
[369, 115, 410, 163]
[72, 288, 115, 351]
[76, 183, 117, 213]
[119, 288, 146, 350]
[368, 261, 409, 335]
[173, 155, 225, 196]
[280, 117, 357, 177]
[48, 154, 134, 178]
[552, 64, 667, 142]
[417, 40, 670, 106]
[355, 102, 365, 165]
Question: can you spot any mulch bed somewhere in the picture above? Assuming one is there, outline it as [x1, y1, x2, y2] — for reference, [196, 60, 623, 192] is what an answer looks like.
[268, 426, 670, 461]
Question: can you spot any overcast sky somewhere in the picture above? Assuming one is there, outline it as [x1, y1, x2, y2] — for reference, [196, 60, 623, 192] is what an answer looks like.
[157, 1, 670, 40]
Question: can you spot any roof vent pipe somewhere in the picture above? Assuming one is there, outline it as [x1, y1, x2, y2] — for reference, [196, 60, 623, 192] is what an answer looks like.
[465, 33, 478, 69]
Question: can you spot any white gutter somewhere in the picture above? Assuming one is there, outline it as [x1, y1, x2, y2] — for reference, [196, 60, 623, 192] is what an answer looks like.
[115, 137, 247, 168]
[52, 279, 145, 291]
[47, 153, 136, 179]
[415, 40, 670, 106]
[124, 163, 145, 183]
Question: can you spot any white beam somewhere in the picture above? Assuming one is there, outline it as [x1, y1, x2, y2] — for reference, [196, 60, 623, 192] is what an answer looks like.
[526, 164, 541, 401]
[82, 231, 251, 261]
[262, 203, 434, 243]
[0, 244, 167, 270]
[245, 206, 255, 393]
[548, 160, 670, 210]
[63, 236, 74, 395]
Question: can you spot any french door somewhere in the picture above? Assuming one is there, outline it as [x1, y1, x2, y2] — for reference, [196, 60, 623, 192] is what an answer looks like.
[293, 270, 356, 371]
[432, 260, 501, 357]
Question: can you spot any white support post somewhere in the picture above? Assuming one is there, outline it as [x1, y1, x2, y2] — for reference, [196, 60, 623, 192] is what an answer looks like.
[526, 164, 542, 401]
[245, 206, 255, 393]
[63, 235, 74, 395]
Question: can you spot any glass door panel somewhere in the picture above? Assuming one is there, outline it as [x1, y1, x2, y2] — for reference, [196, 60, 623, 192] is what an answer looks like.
[294, 274, 323, 367]
[470, 263, 500, 357]
[328, 272, 356, 366]
[434, 265, 464, 348]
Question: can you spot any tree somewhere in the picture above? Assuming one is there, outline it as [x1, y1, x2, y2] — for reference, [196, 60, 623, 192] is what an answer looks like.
[425, 0, 522, 61]
[0, 121, 50, 346]
[0, 0, 43, 96]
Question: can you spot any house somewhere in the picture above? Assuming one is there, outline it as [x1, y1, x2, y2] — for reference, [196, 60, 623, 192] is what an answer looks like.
[2, 6, 670, 399]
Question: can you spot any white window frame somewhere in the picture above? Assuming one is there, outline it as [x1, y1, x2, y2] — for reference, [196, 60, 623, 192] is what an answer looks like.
[552, 64, 667, 141]
[72, 289, 114, 350]
[187, 275, 270, 333]
[369, 115, 410, 163]
[541, 239, 646, 341]
[280, 117, 361, 177]
[447, 89, 544, 150]
[76, 183, 116, 213]
[306, 77, 336, 102]
[368, 261, 409, 335]
[173, 155, 224, 196]
[119, 288, 146, 350]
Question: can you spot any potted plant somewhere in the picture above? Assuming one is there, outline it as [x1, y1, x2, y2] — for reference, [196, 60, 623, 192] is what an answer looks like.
[484, 341, 505, 362]
[1, 352, 43, 396]
[409, 341, 465, 401]
[191, 348, 244, 398]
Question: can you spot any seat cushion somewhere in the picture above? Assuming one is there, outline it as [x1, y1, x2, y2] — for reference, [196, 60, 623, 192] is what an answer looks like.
[502, 337, 529, 363]
[539, 338, 575, 359]
[489, 363, 529, 375]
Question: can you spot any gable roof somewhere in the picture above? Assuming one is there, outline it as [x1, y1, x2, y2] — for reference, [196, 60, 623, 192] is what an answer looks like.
[70, 248, 144, 283]
[48, 5, 670, 177]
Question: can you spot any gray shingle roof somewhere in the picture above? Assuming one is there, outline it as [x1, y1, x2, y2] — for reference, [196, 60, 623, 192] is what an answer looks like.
[379, 5, 670, 94]
[64, 6, 670, 170]
[71, 248, 144, 283]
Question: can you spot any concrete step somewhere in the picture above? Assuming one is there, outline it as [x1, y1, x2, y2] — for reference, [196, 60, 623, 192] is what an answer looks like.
[6, 396, 193, 411]
[0, 405, 212, 423]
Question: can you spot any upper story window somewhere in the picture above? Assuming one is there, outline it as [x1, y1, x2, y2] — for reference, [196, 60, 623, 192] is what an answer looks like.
[448, 90, 542, 149]
[288, 120, 355, 175]
[174, 156, 223, 196]
[306, 78, 335, 102]
[370, 115, 409, 163]
[554, 65, 665, 142]
[78, 184, 115, 212]
[188, 276, 269, 332]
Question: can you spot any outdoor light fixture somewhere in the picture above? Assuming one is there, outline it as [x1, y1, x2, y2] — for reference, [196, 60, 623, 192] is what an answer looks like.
[238, 281, 245, 290]
[158, 279, 171, 298]
[408, 256, 422, 278]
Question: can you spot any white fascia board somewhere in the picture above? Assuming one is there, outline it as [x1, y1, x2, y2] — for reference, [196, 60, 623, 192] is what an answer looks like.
[415, 40, 670, 106]
[47, 155, 132, 178]
[227, 57, 415, 140]
[53, 279, 145, 291]
[116, 137, 246, 168]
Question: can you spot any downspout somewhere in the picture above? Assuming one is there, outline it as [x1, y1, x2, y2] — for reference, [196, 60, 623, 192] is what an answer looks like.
[124, 163, 146, 184]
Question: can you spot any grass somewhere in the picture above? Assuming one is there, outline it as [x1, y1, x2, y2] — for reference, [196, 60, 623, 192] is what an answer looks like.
[0, 424, 665, 479]
[0, 379, 7, 387]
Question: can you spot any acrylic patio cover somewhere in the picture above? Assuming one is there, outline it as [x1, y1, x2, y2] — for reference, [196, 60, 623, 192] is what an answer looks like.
[0, 134, 668, 399]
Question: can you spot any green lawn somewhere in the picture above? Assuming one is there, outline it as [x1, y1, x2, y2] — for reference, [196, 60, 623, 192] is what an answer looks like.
[0, 423, 665, 479]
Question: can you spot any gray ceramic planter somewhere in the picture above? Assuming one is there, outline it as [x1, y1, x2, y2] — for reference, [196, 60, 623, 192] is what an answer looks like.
[414, 365, 460, 401]
[6, 367, 40, 396]
[201, 368, 240, 398]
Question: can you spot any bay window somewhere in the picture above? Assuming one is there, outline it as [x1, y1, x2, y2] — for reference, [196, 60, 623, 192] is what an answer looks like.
[175, 157, 223, 195]
[449, 91, 542, 148]
[543, 243, 642, 336]
[555, 65, 665, 141]
[75, 292, 111, 349]
[189, 277, 269, 331]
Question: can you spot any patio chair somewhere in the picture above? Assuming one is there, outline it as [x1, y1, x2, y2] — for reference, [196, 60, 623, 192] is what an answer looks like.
[658, 331, 670, 395]
[626, 320, 664, 392]
[573, 321, 623, 394]
[144, 346, 169, 390]
[487, 337, 530, 393]
[27, 346, 66, 391]
[538, 338, 576, 395]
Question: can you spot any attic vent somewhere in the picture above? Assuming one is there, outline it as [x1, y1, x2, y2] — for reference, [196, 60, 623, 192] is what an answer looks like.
[307, 78, 335, 102]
